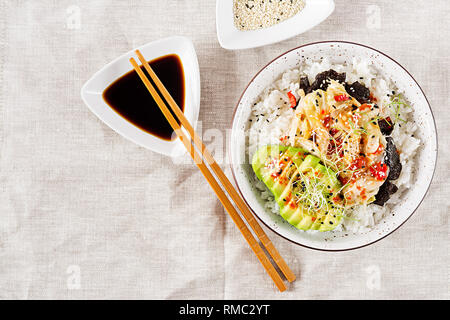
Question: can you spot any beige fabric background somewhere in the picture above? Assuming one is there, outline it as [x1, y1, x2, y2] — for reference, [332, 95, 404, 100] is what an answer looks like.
[0, 0, 448, 299]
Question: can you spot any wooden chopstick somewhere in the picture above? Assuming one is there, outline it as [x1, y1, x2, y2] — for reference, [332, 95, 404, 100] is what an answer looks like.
[129, 57, 286, 291]
[134, 50, 296, 283]
[130, 56, 292, 292]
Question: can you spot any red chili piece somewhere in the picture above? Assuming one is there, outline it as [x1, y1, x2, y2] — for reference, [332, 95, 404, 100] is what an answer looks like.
[369, 162, 388, 181]
[334, 94, 349, 101]
[287, 91, 297, 108]
[349, 157, 367, 171]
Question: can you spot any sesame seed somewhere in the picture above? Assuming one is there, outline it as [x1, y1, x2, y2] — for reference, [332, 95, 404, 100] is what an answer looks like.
[233, 0, 305, 31]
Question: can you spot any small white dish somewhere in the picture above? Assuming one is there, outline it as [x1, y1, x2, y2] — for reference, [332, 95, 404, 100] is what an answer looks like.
[230, 41, 438, 251]
[216, 0, 335, 50]
[81, 36, 201, 157]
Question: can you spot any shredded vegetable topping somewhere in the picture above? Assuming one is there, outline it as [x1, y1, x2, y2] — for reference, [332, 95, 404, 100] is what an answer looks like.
[285, 80, 390, 208]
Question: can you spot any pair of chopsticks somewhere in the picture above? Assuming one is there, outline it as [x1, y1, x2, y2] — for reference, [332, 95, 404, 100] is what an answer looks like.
[130, 50, 295, 292]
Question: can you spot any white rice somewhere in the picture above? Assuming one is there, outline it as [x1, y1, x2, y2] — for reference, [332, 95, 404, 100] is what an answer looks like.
[247, 58, 421, 233]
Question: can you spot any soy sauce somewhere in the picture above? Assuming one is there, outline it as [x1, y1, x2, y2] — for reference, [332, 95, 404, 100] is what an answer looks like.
[103, 54, 185, 141]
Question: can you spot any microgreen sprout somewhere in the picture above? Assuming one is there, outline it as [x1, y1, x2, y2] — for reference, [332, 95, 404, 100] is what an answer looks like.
[387, 93, 411, 124]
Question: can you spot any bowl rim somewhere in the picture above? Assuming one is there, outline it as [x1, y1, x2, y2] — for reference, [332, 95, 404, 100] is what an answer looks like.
[228, 40, 438, 251]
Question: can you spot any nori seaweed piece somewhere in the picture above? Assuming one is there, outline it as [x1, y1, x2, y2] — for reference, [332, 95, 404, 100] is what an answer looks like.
[373, 180, 398, 206]
[299, 76, 310, 93]
[384, 137, 402, 180]
[306, 69, 346, 93]
[345, 81, 370, 104]
[378, 117, 394, 136]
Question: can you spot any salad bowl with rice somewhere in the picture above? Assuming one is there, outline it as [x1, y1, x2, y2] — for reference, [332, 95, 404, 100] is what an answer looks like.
[229, 41, 437, 251]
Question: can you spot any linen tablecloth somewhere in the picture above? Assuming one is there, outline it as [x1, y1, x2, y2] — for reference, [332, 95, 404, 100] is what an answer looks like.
[0, 0, 448, 299]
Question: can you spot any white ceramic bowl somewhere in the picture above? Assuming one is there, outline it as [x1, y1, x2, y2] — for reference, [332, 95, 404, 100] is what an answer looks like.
[81, 36, 201, 157]
[216, 0, 335, 50]
[230, 41, 437, 251]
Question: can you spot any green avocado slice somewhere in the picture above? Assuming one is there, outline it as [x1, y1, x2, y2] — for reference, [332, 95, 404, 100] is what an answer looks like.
[252, 145, 344, 232]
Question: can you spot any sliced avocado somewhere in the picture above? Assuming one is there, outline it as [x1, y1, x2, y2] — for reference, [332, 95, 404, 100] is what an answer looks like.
[252, 145, 344, 232]
[252, 145, 288, 181]
[314, 163, 341, 194]
[319, 208, 343, 232]
[286, 206, 304, 226]
[296, 215, 314, 230]
[310, 215, 325, 230]
[252, 145, 305, 199]
[280, 203, 308, 228]
[279, 203, 295, 220]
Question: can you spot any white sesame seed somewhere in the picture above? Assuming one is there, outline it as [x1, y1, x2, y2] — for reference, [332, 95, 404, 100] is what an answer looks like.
[233, 0, 305, 31]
